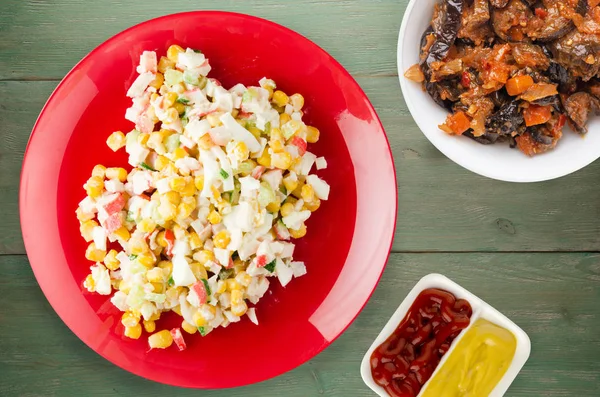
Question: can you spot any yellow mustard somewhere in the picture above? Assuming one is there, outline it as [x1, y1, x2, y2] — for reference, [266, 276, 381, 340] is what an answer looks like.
[420, 318, 517, 397]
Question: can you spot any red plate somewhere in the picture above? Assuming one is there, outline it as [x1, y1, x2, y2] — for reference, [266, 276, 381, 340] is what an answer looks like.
[20, 12, 396, 388]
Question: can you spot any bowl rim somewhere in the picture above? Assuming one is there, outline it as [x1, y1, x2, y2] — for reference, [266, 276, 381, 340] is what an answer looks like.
[20, 10, 398, 388]
[360, 273, 531, 397]
[397, 0, 600, 183]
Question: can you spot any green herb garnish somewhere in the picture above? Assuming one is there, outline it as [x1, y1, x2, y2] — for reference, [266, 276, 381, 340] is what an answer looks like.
[126, 211, 135, 222]
[129, 254, 138, 261]
[193, 49, 203, 54]
[264, 259, 276, 273]
[201, 278, 211, 296]
[140, 162, 156, 171]
[168, 277, 174, 286]
[176, 97, 190, 105]
[198, 326, 207, 336]
[219, 169, 229, 179]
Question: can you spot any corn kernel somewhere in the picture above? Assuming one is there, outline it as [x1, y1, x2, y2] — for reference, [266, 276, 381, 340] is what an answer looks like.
[285, 196, 298, 206]
[129, 236, 149, 255]
[189, 232, 202, 250]
[158, 260, 173, 277]
[118, 279, 131, 294]
[177, 201, 195, 219]
[291, 182, 304, 199]
[149, 312, 161, 322]
[156, 232, 168, 248]
[248, 127, 262, 140]
[76, 207, 94, 222]
[137, 253, 156, 268]
[163, 92, 178, 108]
[290, 223, 307, 239]
[232, 141, 249, 161]
[138, 218, 156, 233]
[154, 155, 170, 171]
[194, 176, 205, 191]
[306, 126, 320, 143]
[106, 131, 126, 151]
[104, 167, 127, 183]
[182, 320, 197, 334]
[113, 226, 130, 241]
[290, 93, 305, 111]
[206, 112, 223, 127]
[280, 113, 292, 125]
[122, 311, 140, 327]
[79, 220, 99, 242]
[217, 281, 227, 294]
[271, 152, 292, 170]
[208, 210, 222, 225]
[167, 44, 185, 62]
[257, 150, 271, 167]
[172, 147, 187, 160]
[188, 262, 208, 280]
[301, 184, 316, 203]
[137, 132, 150, 146]
[84, 274, 95, 291]
[164, 107, 179, 124]
[158, 56, 175, 73]
[143, 320, 156, 333]
[92, 164, 106, 178]
[266, 200, 280, 213]
[148, 329, 173, 349]
[236, 271, 252, 287]
[231, 303, 248, 317]
[150, 72, 164, 90]
[84, 176, 104, 199]
[272, 90, 289, 107]
[227, 279, 243, 292]
[193, 311, 207, 327]
[280, 202, 295, 217]
[304, 198, 321, 212]
[196, 250, 215, 266]
[198, 134, 214, 150]
[269, 139, 284, 153]
[104, 249, 120, 270]
[158, 201, 177, 221]
[164, 191, 181, 206]
[213, 230, 231, 249]
[85, 242, 106, 262]
[173, 101, 185, 114]
[124, 324, 143, 340]
[180, 179, 196, 197]
[146, 267, 164, 283]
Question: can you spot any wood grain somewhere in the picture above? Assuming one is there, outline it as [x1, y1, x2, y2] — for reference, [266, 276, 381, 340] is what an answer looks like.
[0, 0, 404, 81]
[4, 80, 600, 254]
[1, 253, 599, 396]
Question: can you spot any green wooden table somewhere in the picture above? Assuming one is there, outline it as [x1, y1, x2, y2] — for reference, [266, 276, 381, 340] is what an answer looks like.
[2, 1, 599, 395]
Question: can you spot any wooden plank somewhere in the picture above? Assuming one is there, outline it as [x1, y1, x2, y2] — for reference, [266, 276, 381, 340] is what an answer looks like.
[1, 253, 598, 396]
[0, 0, 404, 80]
[4, 80, 600, 254]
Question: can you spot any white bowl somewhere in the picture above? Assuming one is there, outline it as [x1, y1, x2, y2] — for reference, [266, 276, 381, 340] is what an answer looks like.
[397, 0, 600, 183]
[360, 273, 531, 397]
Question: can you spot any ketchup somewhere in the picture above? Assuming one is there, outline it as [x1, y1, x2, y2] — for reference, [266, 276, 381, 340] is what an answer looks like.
[370, 288, 473, 397]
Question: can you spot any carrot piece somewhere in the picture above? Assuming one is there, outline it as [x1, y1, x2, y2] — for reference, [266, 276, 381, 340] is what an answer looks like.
[505, 75, 534, 96]
[442, 111, 471, 135]
[523, 105, 552, 127]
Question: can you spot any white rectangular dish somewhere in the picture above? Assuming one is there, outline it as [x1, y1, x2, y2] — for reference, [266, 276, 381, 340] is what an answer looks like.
[360, 273, 531, 397]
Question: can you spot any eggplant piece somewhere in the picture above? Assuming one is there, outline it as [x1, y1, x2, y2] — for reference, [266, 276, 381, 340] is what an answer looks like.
[552, 30, 600, 82]
[457, 0, 492, 46]
[485, 100, 525, 136]
[586, 79, 600, 100]
[512, 43, 550, 70]
[463, 130, 503, 145]
[425, 81, 454, 111]
[545, 62, 576, 93]
[533, 94, 562, 112]
[528, 126, 554, 145]
[490, 0, 510, 8]
[564, 92, 600, 134]
[489, 88, 511, 107]
[528, 0, 587, 42]
[491, 0, 532, 42]
[421, 0, 464, 77]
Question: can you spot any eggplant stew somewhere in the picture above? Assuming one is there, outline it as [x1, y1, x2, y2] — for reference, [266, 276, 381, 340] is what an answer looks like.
[405, 0, 600, 156]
